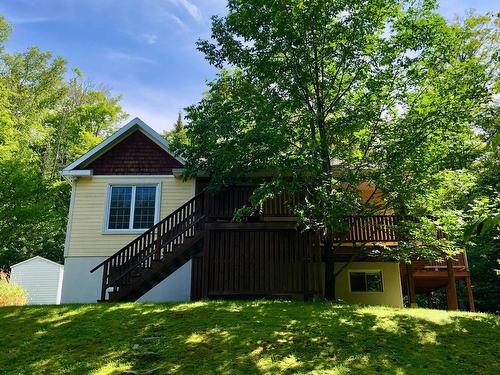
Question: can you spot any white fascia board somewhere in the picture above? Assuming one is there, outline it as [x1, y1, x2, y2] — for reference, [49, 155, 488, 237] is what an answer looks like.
[63, 177, 77, 257]
[61, 117, 185, 173]
[172, 168, 185, 177]
[61, 169, 93, 176]
[132, 118, 186, 165]
[62, 118, 139, 172]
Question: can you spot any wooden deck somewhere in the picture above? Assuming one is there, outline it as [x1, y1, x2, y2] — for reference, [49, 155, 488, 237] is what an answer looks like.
[400, 253, 468, 293]
[400, 252, 474, 311]
[92, 185, 474, 310]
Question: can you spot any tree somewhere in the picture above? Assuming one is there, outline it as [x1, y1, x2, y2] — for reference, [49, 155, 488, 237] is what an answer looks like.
[174, 111, 184, 133]
[463, 104, 500, 313]
[163, 111, 187, 145]
[0, 16, 126, 269]
[176, 1, 498, 298]
[43, 71, 126, 180]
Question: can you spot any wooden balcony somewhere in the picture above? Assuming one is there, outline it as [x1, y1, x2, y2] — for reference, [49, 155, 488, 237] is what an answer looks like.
[406, 252, 468, 280]
[201, 186, 447, 245]
[400, 252, 473, 311]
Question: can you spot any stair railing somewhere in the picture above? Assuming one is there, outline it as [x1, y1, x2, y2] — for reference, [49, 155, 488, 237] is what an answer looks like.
[91, 191, 205, 301]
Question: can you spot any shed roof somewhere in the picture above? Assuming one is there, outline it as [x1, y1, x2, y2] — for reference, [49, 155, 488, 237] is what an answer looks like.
[10, 256, 64, 269]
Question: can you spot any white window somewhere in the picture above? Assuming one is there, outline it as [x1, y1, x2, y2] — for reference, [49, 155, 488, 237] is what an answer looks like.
[105, 184, 160, 232]
[349, 271, 383, 292]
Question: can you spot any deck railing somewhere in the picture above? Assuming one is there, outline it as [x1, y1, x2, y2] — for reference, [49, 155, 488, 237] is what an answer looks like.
[333, 215, 401, 242]
[422, 252, 467, 270]
[203, 186, 255, 218]
[331, 215, 446, 243]
[200, 187, 442, 244]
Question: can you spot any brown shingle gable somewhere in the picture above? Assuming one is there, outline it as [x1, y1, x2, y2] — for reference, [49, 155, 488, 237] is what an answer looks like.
[83, 130, 183, 175]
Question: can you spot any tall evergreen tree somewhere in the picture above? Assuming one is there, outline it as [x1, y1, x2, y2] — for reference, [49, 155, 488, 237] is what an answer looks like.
[174, 111, 184, 133]
[163, 111, 187, 145]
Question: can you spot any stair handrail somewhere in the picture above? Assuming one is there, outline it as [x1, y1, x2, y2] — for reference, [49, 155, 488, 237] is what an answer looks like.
[90, 190, 205, 274]
[106, 215, 206, 288]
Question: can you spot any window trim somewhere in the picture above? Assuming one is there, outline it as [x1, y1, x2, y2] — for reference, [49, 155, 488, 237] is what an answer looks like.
[348, 269, 384, 293]
[103, 182, 161, 234]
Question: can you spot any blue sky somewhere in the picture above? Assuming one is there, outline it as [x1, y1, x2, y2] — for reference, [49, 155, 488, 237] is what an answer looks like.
[0, 0, 497, 132]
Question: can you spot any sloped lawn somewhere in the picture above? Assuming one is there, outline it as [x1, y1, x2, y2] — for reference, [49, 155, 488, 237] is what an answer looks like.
[0, 301, 498, 374]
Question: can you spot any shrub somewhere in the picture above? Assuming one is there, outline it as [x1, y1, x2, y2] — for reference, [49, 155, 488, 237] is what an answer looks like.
[0, 271, 27, 307]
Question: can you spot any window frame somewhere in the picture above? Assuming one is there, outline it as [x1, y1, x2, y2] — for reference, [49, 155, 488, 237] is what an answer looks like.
[348, 269, 384, 293]
[103, 182, 161, 234]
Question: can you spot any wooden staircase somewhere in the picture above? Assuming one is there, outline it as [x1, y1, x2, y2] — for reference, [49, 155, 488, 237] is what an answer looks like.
[91, 192, 206, 302]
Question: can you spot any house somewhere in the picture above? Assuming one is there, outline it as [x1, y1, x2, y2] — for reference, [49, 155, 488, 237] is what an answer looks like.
[60, 117, 475, 310]
[10, 256, 64, 305]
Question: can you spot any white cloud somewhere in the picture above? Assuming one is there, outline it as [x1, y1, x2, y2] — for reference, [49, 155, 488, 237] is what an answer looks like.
[106, 51, 157, 65]
[8, 16, 56, 25]
[167, 13, 189, 31]
[171, 0, 203, 23]
[139, 33, 159, 45]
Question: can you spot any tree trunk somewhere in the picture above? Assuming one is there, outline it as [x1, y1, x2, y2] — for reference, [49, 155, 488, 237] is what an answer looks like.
[323, 236, 336, 300]
[315, 112, 336, 299]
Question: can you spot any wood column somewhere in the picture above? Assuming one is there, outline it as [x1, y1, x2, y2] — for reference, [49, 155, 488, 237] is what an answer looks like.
[446, 258, 458, 310]
[427, 292, 433, 309]
[406, 263, 417, 308]
[201, 227, 211, 299]
[465, 275, 475, 312]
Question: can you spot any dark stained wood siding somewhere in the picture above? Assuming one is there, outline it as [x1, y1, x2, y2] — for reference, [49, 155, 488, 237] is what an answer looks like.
[191, 254, 204, 301]
[83, 130, 183, 175]
[192, 223, 324, 300]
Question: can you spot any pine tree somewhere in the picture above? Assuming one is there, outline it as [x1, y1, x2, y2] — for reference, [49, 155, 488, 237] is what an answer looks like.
[174, 111, 184, 133]
[162, 111, 187, 145]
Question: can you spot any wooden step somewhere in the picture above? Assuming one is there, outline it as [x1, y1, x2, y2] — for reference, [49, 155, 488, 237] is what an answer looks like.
[112, 232, 204, 301]
[107, 291, 122, 302]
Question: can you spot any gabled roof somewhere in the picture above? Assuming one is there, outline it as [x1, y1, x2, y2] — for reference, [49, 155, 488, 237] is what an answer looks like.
[10, 256, 64, 269]
[61, 117, 184, 175]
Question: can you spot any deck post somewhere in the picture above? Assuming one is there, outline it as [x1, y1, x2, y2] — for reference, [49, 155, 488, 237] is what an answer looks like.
[465, 275, 475, 312]
[406, 263, 417, 308]
[201, 226, 211, 299]
[446, 258, 458, 310]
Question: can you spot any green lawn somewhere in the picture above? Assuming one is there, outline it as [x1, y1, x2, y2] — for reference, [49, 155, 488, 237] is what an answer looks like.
[0, 301, 498, 375]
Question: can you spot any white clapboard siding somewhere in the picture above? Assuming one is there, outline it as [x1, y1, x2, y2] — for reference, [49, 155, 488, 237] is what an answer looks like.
[10, 256, 64, 305]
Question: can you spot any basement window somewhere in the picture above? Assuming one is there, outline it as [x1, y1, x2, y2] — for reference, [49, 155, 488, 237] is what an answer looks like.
[105, 184, 160, 232]
[349, 271, 383, 292]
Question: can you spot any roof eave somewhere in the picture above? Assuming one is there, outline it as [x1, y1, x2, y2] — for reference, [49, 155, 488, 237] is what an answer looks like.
[61, 169, 93, 176]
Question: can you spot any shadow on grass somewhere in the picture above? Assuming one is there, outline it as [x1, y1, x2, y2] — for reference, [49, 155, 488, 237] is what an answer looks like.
[0, 301, 498, 374]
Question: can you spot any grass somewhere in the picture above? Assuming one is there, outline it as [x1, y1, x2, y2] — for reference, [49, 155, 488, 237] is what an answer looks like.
[0, 301, 499, 375]
[0, 271, 27, 307]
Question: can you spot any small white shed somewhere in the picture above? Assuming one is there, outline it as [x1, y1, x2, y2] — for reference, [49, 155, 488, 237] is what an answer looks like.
[10, 256, 64, 305]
